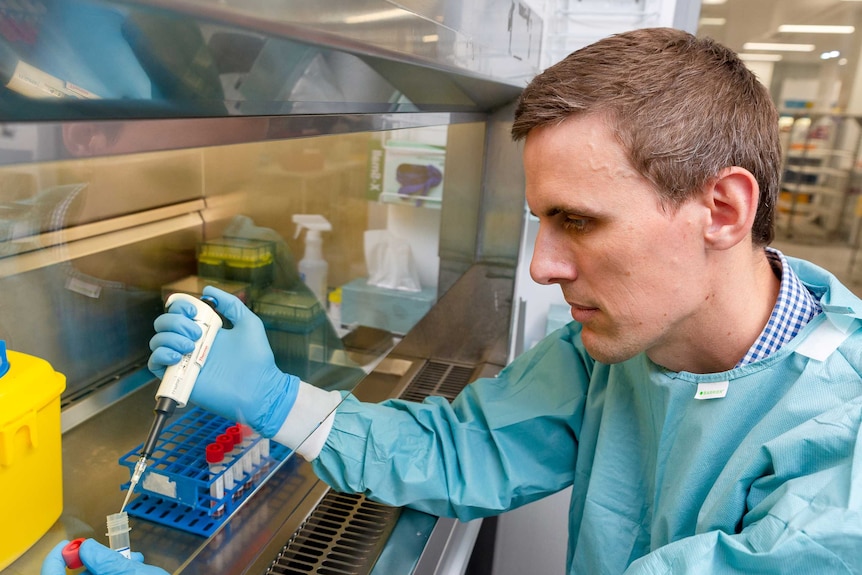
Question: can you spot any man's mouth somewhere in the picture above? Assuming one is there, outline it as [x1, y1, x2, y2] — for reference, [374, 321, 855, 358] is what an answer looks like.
[569, 303, 599, 323]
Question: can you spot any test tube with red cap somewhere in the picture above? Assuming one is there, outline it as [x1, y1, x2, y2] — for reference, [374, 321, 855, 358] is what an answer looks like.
[226, 427, 247, 490]
[262, 444, 272, 473]
[229, 424, 254, 489]
[256, 424, 270, 470]
[216, 432, 243, 498]
[239, 423, 262, 482]
[205, 442, 227, 517]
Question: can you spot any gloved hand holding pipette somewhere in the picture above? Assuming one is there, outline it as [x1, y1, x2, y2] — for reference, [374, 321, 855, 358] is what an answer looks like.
[148, 286, 342, 454]
[41, 539, 168, 575]
[148, 286, 298, 437]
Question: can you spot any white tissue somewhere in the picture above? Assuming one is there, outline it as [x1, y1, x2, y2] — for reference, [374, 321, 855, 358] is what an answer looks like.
[364, 229, 421, 292]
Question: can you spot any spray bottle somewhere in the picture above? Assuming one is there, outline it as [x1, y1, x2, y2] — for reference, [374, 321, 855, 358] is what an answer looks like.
[292, 214, 332, 305]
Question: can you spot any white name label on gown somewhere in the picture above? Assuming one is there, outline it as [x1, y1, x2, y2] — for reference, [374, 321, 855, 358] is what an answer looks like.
[694, 380, 728, 400]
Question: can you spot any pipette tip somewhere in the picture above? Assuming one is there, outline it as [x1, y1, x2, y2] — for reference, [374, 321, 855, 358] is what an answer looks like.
[120, 457, 147, 513]
[119, 486, 134, 514]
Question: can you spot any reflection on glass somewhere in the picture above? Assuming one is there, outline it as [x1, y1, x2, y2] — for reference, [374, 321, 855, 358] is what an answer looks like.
[0, 121, 487, 404]
[0, 0, 522, 119]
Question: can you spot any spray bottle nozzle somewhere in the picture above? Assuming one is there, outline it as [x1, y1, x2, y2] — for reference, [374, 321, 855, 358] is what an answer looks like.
[292, 214, 332, 240]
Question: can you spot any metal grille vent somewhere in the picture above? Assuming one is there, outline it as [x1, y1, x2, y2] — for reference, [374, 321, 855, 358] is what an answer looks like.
[399, 360, 476, 402]
[266, 491, 400, 575]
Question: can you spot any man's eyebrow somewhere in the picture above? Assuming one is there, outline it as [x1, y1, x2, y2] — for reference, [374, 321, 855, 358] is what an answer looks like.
[533, 205, 603, 219]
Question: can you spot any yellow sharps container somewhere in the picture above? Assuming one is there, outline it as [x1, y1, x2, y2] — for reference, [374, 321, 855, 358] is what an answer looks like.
[0, 341, 66, 569]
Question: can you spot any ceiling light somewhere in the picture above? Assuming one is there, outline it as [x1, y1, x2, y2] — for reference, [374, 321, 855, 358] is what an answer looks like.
[742, 42, 814, 52]
[422, 34, 439, 43]
[702, 0, 727, 4]
[777, 25, 855, 34]
[821, 50, 841, 59]
[344, 8, 407, 24]
[738, 53, 783, 62]
[699, 17, 726, 26]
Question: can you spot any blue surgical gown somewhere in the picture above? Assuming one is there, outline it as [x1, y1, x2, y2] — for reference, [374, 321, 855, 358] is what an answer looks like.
[312, 256, 862, 574]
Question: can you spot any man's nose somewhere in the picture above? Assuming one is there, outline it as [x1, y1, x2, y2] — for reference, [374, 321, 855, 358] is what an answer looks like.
[529, 226, 575, 285]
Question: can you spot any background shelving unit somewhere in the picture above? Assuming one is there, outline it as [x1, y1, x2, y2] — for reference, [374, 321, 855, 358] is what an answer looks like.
[777, 113, 862, 241]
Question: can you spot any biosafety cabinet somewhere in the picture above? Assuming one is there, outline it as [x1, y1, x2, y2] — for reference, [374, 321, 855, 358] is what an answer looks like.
[0, 1, 536, 573]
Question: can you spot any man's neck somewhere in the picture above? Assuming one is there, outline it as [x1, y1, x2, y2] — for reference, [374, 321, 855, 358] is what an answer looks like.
[648, 247, 780, 374]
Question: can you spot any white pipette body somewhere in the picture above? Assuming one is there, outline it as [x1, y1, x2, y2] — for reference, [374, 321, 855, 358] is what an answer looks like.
[156, 293, 223, 408]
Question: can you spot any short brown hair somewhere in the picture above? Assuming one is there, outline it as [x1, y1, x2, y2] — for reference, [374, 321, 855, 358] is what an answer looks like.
[512, 27, 780, 246]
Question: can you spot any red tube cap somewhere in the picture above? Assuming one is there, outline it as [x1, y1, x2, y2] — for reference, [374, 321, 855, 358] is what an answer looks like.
[206, 442, 225, 464]
[227, 425, 242, 446]
[62, 538, 86, 569]
[216, 433, 233, 451]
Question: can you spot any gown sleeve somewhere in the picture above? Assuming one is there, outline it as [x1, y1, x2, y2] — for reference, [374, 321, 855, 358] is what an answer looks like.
[311, 324, 591, 521]
[624, 395, 862, 574]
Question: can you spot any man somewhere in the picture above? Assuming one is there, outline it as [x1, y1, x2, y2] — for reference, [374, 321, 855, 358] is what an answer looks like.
[44, 27, 862, 575]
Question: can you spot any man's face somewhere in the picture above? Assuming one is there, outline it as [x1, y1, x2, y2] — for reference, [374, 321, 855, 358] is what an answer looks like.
[525, 114, 712, 366]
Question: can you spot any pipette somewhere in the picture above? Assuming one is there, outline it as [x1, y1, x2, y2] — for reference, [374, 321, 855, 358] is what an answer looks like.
[120, 293, 223, 513]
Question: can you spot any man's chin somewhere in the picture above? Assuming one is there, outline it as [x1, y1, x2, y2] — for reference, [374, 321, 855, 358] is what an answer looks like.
[580, 331, 638, 365]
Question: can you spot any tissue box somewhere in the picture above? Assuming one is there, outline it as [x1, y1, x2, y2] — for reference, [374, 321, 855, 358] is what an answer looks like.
[341, 278, 436, 335]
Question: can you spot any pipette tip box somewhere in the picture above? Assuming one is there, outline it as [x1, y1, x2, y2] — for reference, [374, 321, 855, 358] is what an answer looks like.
[197, 237, 275, 289]
[253, 288, 331, 380]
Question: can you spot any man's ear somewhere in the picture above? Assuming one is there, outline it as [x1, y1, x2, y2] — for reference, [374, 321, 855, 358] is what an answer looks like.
[702, 167, 759, 250]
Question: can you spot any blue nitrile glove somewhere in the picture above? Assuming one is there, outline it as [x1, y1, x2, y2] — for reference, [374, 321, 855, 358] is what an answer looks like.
[148, 285, 300, 437]
[41, 539, 168, 575]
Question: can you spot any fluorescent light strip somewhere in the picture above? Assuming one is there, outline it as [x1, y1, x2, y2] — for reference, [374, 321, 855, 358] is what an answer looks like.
[743, 42, 814, 52]
[699, 17, 726, 26]
[702, 0, 727, 4]
[778, 25, 855, 34]
[739, 53, 783, 62]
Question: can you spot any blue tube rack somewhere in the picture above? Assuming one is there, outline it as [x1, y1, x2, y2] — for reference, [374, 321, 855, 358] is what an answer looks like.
[118, 407, 291, 537]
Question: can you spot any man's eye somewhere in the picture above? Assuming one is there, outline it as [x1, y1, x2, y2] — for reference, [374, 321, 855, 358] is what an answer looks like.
[562, 217, 591, 232]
